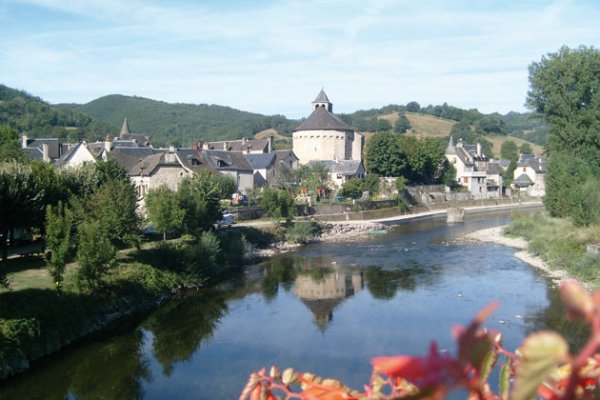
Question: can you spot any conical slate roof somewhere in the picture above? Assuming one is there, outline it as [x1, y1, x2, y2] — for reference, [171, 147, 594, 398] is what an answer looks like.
[312, 88, 331, 104]
[295, 106, 353, 131]
[120, 118, 130, 137]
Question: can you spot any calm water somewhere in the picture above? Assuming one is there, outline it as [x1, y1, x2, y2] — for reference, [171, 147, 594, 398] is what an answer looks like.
[0, 211, 585, 399]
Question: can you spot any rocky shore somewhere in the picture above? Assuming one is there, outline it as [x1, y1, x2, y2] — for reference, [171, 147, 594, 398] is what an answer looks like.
[458, 226, 571, 287]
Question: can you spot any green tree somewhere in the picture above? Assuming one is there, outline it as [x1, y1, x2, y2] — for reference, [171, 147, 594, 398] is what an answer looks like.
[527, 46, 600, 164]
[477, 115, 507, 135]
[297, 163, 330, 196]
[365, 132, 408, 177]
[399, 136, 445, 184]
[0, 162, 41, 261]
[178, 170, 223, 235]
[500, 140, 519, 162]
[214, 173, 237, 199]
[83, 179, 139, 246]
[362, 173, 380, 196]
[406, 101, 420, 112]
[527, 46, 600, 223]
[520, 143, 533, 154]
[146, 187, 185, 241]
[45, 201, 73, 288]
[0, 125, 23, 162]
[76, 219, 116, 289]
[259, 187, 295, 221]
[339, 179, 364, 199]
[394, 113, 411, 134]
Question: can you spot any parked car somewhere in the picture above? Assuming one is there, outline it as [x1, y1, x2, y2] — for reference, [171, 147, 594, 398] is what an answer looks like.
[217, 213, 234, 228]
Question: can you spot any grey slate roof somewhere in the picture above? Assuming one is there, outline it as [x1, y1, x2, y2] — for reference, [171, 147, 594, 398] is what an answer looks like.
[295, 106, 353, 132]
[486, 162, 500, 175]
[203, 138, 269, 153]
[25, 138, 61, 159]
[307, 160, 364, 175]
[514, 173, 534, 187]
[245, 153, 276, 169]
[312, 89, 331, 104]
[201, 150, 253, 172]
[22, 147, 44, 161]
[518, 154, 546, 173]
[110, 147, 157, 173]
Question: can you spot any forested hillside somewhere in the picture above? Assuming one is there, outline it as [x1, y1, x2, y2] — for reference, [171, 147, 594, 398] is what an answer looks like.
[0, 85, 113, 142]
[1, 83, 546, 151]
[59, 95, 298, 146]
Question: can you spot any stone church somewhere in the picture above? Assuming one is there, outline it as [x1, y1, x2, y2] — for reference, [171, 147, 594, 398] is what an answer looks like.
[293, 89, 364, 165]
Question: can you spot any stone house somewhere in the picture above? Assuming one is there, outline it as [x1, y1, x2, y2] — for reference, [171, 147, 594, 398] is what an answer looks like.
[513, 153, 545, 197]
[307, 159, 366, 188]
[445, 137, 503, 199]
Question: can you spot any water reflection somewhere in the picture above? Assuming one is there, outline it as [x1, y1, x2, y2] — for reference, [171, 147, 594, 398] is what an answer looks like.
[0, 329, 149, 400]
[0, 210, 589, 400]
[142, 292, 228, 376]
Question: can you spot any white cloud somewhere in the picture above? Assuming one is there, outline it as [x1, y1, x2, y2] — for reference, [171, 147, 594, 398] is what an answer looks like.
[2, 0, 600, 117]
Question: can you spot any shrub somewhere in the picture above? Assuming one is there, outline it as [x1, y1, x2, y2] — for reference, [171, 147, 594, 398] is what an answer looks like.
[285, 221, 322, 244]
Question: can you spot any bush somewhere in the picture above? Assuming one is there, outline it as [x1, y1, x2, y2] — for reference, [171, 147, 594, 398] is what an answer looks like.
[259, 187, 295, 220]
[285, 221, 322, 244]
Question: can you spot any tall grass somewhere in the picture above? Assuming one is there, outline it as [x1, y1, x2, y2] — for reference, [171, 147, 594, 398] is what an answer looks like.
[507, 211, 600, 286]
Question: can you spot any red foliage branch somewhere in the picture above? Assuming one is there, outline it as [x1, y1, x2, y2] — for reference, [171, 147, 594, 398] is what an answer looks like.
[240, 280, 600, 400]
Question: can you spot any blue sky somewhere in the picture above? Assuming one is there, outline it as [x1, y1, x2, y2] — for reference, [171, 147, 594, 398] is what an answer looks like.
[1, 0, 599, 118]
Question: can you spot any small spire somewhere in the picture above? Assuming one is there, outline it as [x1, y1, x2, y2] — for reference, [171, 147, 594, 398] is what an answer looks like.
[311, 88, 332, 112]
[120, 118, 130, 137]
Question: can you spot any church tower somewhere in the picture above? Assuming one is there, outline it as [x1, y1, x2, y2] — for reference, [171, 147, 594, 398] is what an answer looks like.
[311, 88, 333, 112]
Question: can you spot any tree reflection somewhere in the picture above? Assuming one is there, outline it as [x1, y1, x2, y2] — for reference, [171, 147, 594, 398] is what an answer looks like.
[364, 260, 441, 300]
[142, 292, 228, 376]
[0, 329, 150, 400]
[261, 256, 298, 301]
[528, 282, 589, 352]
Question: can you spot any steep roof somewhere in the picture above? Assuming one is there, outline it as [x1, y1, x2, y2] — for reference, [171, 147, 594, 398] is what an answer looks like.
[514, 173, 534, 187]
[120, 118, 130, 136]
[201, 150, 253, 172]
[25, 138, 61, 159]
[245, 153, 276, 169]
[312, 89, 331, 104]
[110, 147, 157, 173]
[295, 106, 353, 132]
[22, 147, 44, 161]
[307, 160, 364, 175]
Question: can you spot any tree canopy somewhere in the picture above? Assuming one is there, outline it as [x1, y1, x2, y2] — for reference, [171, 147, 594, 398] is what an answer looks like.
[527, 45, 600, 225]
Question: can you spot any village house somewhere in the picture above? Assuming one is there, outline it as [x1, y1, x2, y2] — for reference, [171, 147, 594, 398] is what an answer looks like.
[513, 153, 546, 197]
[445, 137, 503, 199]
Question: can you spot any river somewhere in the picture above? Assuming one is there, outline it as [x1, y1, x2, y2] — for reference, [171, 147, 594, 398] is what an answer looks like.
[0, 210, 587, 399]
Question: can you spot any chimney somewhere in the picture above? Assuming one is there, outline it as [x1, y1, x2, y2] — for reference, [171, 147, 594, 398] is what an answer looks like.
[203, 142, 209, 150]
[223, 141, 228, 151]
[192, 141, 202, 151]
[42, 143, 50, 163]
[476, 143, 482, 157]
[169, 145, 176, 153]
[22, 135, 28, 148]
[268, 136, 274, 153]
[242, 137, 248, 144]
[104, 135, 113, 154]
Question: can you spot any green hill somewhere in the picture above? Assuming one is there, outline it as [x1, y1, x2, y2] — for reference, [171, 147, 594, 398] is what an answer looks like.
[59, 95, 299, 147]
[0, 84, 113, 142]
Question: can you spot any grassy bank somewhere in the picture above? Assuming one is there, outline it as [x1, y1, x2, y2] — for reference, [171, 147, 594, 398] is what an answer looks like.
[506, 211, 600, 286]
[0, 225, 283, 380]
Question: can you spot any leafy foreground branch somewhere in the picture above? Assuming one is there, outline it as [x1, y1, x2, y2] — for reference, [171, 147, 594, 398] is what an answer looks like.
[241, 280, 600, 400]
